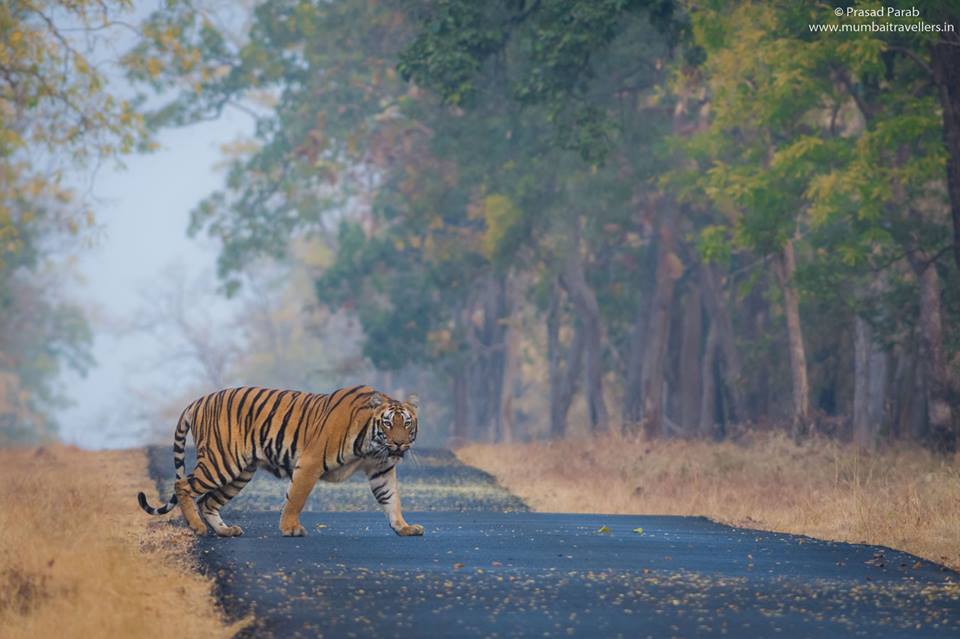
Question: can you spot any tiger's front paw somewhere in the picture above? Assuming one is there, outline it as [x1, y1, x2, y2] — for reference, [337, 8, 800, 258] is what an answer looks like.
[280, 521, 307, 537]
[394, 523, 424, 537]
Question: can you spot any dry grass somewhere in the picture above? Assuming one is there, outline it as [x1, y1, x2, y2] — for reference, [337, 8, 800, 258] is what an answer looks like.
[458, 432, 960, 569]
[0, 445, 247, 638]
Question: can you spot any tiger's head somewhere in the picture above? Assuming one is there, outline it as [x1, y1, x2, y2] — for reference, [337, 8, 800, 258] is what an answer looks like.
[367, 392, 419, 460]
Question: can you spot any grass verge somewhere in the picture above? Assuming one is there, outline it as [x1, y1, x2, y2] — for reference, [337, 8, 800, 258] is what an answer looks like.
[457, 432, 960, 570]
[0, 445, 247, 638]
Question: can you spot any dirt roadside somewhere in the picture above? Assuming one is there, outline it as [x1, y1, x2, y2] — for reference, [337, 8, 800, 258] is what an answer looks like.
[0, 445, 246, 638]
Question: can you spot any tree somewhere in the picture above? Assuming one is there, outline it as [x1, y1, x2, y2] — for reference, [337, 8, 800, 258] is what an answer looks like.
[0, 1, 147, 441]
[685, 0, 957, 447]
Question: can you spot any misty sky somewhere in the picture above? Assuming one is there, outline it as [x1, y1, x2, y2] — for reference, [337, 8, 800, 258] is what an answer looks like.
[57, 111, 251, 449]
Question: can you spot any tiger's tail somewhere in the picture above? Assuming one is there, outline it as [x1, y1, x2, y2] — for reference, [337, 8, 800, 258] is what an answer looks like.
[137, 408, 192, 515]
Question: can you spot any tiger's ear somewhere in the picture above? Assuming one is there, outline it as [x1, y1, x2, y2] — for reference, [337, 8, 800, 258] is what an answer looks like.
[366, 392, 386, 408]
[405, 394, 420, 410]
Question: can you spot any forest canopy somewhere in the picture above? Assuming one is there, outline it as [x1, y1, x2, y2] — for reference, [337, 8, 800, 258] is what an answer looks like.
[123, 0, 960, 451]
[8, 0, 957, 451]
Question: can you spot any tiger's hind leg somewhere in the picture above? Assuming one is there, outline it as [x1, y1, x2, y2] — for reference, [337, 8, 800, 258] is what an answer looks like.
[199, 467, 255, 537]
[174, 475, 209, 536]
[176, 457, 237, 536]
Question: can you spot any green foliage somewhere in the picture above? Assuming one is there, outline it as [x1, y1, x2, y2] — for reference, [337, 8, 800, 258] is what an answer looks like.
[398, 0, 691, 163]
[130, 0, 959, 441]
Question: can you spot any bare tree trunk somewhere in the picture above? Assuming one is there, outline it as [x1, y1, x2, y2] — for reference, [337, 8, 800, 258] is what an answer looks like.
[866, 341, 888, 442]
[891, 342, 922, 441]
[699, 321, 719, 438]
[641, 218, 683, 439]
[471, 275, 509, 441]
[931, 17, 960, 271]
[560, 231, 608, 433]
[890, 346, 906, 440]
[499, 310, 519, 444]
[622, 305, 647, 433]
[547, 284, 563, 436]
[773, 238, 811, 435]
[852, 317, 870, 447]
[548, 284, 584, 438]
[451, 365, 469, 442]
[700, 263, 744, 422]
[852, 317, 889, 449]
[747, 288, 771, 422]
[911, 353, 929, 441]
[555, 326, 584, 438]
[678, 286, 702, 429]
[910, 258, 956, 451]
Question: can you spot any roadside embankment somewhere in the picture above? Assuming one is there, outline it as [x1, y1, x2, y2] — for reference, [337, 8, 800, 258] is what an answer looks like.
[0, 445, 245, 638]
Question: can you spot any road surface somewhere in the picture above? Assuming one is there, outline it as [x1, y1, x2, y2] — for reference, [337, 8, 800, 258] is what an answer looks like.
[147, 448, 960, 637]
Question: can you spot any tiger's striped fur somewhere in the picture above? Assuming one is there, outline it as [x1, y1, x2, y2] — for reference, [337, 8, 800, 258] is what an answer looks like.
[137, 385, 422, 537]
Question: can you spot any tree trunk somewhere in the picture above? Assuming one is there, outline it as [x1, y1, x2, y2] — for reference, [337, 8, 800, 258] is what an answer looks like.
[472, 275, 509, 441]
[622, 301, 647, 433]
[499, 309, 519, 444]
[911, 258, 956, 451]
[678, 286, 702, 430]
[852, 317, 870, 447]
[891, 342, 922, 441]
[773, 238, 811, 435]
[853, 316, 877, 448]
[852, 317, 887, 449]
[699, 263, 744, 422]
[640, 217, 683, 439]
[548, 283, 584, 438]
[931, 18, 960, 271]
[866, 340, 888, 442]
[451, 365, 469, 443]
[699, 320, 719, 438]
[547, 284, 562, 437]
[560, 232, 609, 433]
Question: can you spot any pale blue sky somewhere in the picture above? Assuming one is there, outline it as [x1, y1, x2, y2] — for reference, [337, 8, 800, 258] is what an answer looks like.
[57, 110, 253, 448]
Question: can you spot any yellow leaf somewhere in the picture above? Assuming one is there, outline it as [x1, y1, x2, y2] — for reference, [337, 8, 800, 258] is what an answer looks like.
[146, 58, 163, 78]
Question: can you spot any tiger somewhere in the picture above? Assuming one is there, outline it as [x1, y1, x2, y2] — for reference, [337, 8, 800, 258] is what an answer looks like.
[137, 385, 423, 537]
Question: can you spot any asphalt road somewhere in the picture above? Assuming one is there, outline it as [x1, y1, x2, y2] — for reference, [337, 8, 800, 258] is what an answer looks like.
[201, 512, 960, 639]
[146, 447, 960, 638]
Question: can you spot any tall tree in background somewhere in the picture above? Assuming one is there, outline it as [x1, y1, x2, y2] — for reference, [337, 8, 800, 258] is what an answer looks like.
[686, 0, 958, 446]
